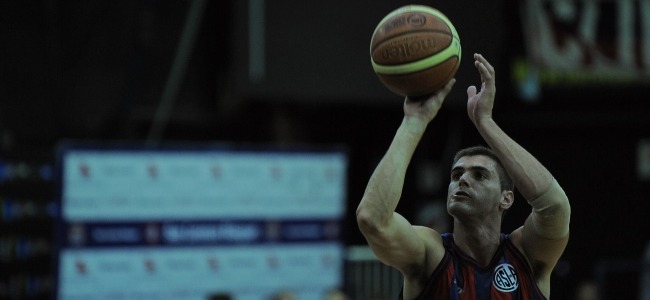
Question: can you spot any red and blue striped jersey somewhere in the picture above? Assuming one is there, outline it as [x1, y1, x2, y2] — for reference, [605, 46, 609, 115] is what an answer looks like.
[402, 233, 547, 300]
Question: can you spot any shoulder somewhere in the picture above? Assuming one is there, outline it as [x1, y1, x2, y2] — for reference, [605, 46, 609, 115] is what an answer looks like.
[408, 226, 446, 275]
[509, 225, 567, 298]
[507, 229, 541, 275]
[401, 227, 450, 300]
[510, 219, 569, 269]
[402, 228, 445, 280]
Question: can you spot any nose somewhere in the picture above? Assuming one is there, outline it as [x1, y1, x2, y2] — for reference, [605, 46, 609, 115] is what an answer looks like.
[458, 172, 470, 186]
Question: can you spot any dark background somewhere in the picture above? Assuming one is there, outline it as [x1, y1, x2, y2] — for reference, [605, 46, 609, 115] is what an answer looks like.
[2, 1, 649, 299]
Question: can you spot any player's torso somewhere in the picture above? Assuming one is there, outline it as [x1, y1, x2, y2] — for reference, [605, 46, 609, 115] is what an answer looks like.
[415, 234, 547, 300]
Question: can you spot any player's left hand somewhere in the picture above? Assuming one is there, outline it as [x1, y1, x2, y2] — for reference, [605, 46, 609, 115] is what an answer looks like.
[467, 53, 496, 125]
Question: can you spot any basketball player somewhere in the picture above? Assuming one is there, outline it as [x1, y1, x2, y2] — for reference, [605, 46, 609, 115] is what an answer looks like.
[356, 53, 570, 299]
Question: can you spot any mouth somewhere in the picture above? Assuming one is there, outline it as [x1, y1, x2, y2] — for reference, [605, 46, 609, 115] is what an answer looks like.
[452, 190, 471, 200]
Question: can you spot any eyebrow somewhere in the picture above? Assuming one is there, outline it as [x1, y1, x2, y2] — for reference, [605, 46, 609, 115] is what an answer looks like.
[451, 165, 491, 174]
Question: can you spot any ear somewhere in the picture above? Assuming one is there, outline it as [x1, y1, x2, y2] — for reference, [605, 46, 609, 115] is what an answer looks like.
[500, 190, 514, 210]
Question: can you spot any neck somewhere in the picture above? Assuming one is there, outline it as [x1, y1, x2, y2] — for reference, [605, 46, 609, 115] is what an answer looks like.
[452, 219, 502, 267]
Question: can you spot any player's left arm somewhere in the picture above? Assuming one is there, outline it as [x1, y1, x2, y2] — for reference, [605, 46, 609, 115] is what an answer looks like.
[516, 179, 570, 270]
[475, 118, 571, 295]
[481, 122, 571, 273]
[467, 54, 570, 274]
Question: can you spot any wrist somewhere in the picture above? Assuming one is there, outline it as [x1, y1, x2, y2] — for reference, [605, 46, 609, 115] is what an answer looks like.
[474, 115, 496, 129]
[401, 116, 429, 136]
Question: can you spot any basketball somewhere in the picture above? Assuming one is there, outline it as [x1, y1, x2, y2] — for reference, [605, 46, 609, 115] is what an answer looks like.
[370, 5, 461, 98]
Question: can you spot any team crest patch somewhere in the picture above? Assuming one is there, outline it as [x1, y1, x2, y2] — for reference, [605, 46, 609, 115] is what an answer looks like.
[493, 263, 519, 292]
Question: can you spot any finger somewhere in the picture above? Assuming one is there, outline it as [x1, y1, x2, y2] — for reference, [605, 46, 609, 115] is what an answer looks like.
[467, 85, 477, 98]
[406, 94, 429, 103]
[475, 60, 494, 83]
[436, 78, 456, 98]
[474, 53, 495, 79]
[407, 78, 456, 103]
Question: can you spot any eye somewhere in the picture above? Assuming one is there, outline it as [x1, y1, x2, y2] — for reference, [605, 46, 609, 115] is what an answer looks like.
[473, 172, 488, 180]
[450, 172, 461, 181]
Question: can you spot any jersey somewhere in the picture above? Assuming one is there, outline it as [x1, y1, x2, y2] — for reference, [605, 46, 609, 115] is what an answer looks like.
[401, 233, 547, 300]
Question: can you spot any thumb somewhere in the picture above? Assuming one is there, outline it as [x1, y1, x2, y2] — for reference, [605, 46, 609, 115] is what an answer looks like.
[467, 85, 477, 98]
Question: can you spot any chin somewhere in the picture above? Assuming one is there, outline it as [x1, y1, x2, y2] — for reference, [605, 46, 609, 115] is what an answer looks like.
[447, 202, 472, 219]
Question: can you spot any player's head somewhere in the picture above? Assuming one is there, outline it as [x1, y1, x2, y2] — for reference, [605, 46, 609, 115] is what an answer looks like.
[452, 145, 513, 192]
[447, 145, 514, 220]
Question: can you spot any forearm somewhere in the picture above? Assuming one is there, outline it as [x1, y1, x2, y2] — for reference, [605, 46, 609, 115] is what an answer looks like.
[475, 118, 553, 199]
[357, 117, 428, 228]
[476, 118, 570, 238]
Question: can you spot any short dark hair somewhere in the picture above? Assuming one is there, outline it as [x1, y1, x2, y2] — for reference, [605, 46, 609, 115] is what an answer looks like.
[452, 145, 514, 192]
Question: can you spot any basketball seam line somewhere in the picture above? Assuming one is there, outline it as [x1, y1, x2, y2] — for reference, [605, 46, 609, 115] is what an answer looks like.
[371, 29, 453, 48]
[375, 56, 458, 77]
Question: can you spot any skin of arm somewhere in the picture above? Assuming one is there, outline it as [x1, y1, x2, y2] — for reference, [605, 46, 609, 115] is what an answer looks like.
[466, 53, 571, 296]
[356, 79, 455, 298]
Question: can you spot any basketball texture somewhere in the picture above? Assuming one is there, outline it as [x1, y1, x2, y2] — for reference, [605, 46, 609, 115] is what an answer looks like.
[370, 5, 461, 97]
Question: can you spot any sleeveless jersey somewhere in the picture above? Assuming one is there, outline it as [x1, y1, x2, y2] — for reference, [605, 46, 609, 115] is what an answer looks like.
[401, 233, 547, 300]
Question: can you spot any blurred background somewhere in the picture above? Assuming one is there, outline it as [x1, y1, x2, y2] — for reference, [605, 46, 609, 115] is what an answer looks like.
[2, 0, 650, 299]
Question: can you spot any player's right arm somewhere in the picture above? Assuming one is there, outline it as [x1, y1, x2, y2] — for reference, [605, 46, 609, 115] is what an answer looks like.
[356, 80, 454, 293]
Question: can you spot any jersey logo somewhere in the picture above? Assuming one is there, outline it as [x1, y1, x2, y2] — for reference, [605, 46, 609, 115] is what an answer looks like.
[493, 263, 519, 292]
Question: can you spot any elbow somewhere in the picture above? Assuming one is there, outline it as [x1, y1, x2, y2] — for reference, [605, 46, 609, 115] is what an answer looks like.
[356, 204, 376, 234]
[556, 196, 571, 230]
[534, 195, 571, 239]
[529, 179, 571, 222]
[356, 202, 385, 235]
[552, 192, 571, 224]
